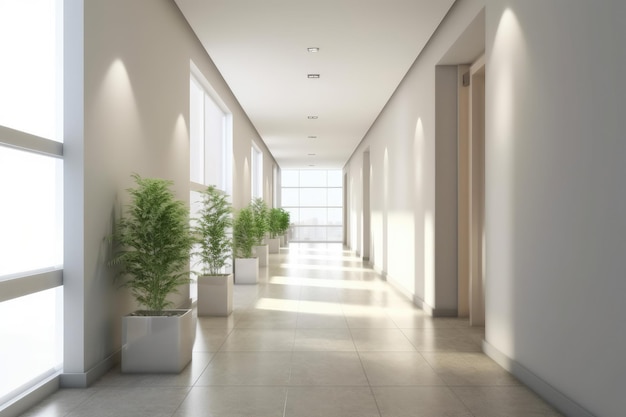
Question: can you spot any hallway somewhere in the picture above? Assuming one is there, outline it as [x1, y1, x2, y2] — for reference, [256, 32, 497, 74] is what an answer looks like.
[21, 244, 562, 417]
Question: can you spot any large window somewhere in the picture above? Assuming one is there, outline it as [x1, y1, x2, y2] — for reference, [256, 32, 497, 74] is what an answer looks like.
[189, 63, 232, 194]
[189, 63, 233, 298]
[0, 0, 64, 408]
[251, 143, 263, 199]
[281, 170, 343, 242]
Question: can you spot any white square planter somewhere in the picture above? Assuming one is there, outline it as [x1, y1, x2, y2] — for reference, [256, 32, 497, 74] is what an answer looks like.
[254, 244, 269, 266]
[122, 309, 194, 373]
[234, 257, 259, 284]
[279, 235, 285, 247]
[197, 274, 233, 316]
[267, 238, 280, 254]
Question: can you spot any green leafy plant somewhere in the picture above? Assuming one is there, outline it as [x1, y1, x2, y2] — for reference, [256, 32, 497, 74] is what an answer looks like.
[268, 207, 283, 238]
[278, 208, 291, 235]
[250, 198, 269, 245]
[109, 174, 193, 314]
[193, 185, 233, 276]
[232, 207, 258, 258]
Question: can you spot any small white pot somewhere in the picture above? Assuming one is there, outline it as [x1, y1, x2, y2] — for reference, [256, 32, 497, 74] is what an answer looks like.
[122, 309, 194, 373]
[267, 238, 280, 254]
[254, 244, 269, 266]
[234, 257, 259, 284]
[197, 274, 233, 316]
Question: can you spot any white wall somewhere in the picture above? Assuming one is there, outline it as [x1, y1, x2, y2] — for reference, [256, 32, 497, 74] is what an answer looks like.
[63, 0, 277, 386]
[345, 0, 626, 416]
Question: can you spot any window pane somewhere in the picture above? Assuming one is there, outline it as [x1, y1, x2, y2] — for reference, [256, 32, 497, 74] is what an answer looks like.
[0, 0, 60, 141]
[284, 207, 299, 224]
[297, 226, 326, 241]
[327, 226, 343, 242]
[189, 79, 204, 184]
[281, 170, 299, 187]
[328, 170, 343, 187]
[328, 188, 342, 206]
[328, 208, 342, 225]
[204, 95, 225, 188]
[299, 208, 327, 225]
[299, 188, 326, 207]
[0, 146, 63, 276]
[281, 188, 299, 206]
[299, 170, 326, 187]
[0, 287, 63, 404]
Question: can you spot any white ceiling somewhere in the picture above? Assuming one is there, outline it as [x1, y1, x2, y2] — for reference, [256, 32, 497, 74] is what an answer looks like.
[174, 0, 457, 169]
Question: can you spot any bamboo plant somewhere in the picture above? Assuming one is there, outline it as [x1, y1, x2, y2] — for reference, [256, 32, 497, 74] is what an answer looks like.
[250, 197, 269, 246]
[109, 174, 194, 314]
[232, 207, 258, 258]
[193, 185, 233, 276]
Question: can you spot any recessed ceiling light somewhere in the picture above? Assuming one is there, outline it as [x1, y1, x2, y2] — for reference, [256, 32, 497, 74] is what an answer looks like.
[308, 164, 316, 167]
[308, 153, 316, 156]
[307, 74, 320, 79]
[308, 135, 317, 138]
[307, 116, 318, 119]
[307, 47, 319, 53]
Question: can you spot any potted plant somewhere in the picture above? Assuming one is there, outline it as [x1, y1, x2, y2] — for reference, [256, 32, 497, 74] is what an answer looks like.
[278, 208, 291, 247]
[109, 174, 195, 373]
[193, 185, 233, 316]
[267, 207, 282, 253]
[250, 198, 269, 266]
[232, 206, 259, 284]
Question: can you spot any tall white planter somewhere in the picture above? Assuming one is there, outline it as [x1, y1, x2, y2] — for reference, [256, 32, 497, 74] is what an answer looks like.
[122, 309, 194, 373]
[267, 238, 280, 254]
[197, 274, 233, 316]
[254, 244, 269, 266]
[234, 257, 259, 284]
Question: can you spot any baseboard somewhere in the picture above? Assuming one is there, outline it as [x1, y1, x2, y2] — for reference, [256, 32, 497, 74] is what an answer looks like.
[60, 350, 120, 388]
[0, 373, 60, 417]
[482, 340, 596, 417]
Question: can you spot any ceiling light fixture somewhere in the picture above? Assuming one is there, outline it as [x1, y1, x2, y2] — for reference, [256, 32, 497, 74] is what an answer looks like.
[308, 135, 317, 139]
[307, 47, 319, 53]
[307, 116, 318, 119]
[307, 74, 320, 79]
[308, 153, 316, 156]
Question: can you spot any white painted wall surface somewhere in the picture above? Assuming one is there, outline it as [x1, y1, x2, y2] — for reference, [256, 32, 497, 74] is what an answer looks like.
[345, 0, 626, 415]
[64, 0, 276, 384]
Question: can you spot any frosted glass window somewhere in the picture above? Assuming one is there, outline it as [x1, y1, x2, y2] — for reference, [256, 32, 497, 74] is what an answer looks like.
[281, 170, 299, 187]
[0, 0, 60, 141]
[0, 287, 63, 404]
[328, 208, 343, 225]
[328, 188, 343, 206]
[327, 227, 343, 241]
[285, 207, 299, 223]
[0, 146, 63, 276]
[281, 169, 343, 242]
[328, 170, 342, 187]
[300, 188, 326, 207]
[190, 70, 232, 193]
[282, 188, 299, 206]
[299, 170, 326, 187]
[189, 79, 204, 184]
[300, 208, 327, 225]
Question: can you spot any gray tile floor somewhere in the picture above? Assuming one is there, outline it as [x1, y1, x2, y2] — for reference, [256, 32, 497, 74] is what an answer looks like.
[20, 243, 563, 417]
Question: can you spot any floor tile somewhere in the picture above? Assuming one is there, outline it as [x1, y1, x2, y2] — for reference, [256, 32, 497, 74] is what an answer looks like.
[420, 352, 521, 386]
[219, 328, 295, 351]
[65, 387, 189, 417]
[400, 327, 484, 352]
[172, 386, 287, 417]
[18, 388, 98, 417]
[359, 352, 445, 386]
[294, 328, 355, 351]
[195, 352, 292, 386]
[285, 386, 380, 417]
[289, 352, 369, 386]
[452, 386, 565, 416]
[296, 312, 348, 328]
[350, 328, 416, 351]
[373, 386, 473, 417]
